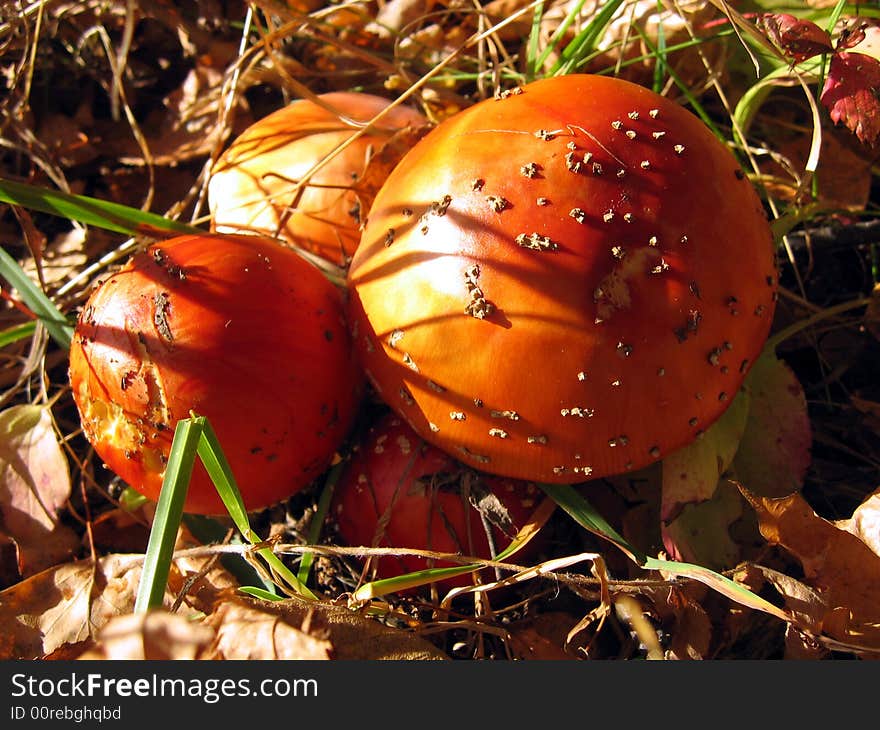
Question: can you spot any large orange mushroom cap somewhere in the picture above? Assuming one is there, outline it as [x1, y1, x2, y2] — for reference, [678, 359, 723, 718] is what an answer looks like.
[347, 74, 778, 484]
[207, 92, 428, 267]
[69, 234, 363, 515]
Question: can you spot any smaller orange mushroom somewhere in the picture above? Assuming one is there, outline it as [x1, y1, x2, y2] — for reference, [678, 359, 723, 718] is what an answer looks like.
[69, 233, 363, 515]
[208, 92, 428, 267]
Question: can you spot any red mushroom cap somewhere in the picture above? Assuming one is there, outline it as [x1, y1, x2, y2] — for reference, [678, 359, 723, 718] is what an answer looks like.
[347, 74, 778, 484]
[332, 411, 542, 586]
[69, 234, 363, 515]
[208, 92, 428, 267]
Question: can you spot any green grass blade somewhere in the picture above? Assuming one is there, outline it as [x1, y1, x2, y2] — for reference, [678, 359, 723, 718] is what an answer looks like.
[297, 460, 343, 585]
[652, 1, 668, 94]
[352, 498, 554, 601]
[0, 247, 73, 349]
[134, 417, 202, 613]
[0, 177, 203, 238]
[183, 514, 278, 596]
[537, 483, 647, 565]
[195, 417, 253, 541]
[239, 586, 285, 601]
[550, 0, 626, 76]
[539, 483, 793, 624]
[529, 0, 591, 78]
[524, 0, 545, 81]
[0, 321, 37, 349]
[196, 417, 318, 600]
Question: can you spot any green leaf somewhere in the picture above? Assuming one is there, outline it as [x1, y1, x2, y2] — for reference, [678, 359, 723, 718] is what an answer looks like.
[134, 417, 202, 613]
[0, 247, 73, 349]
[538, 481, 793, 624]
[0, 177, 202, 238]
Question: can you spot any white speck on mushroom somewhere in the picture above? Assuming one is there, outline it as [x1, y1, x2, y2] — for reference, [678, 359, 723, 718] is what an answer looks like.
[603, 210, 615, 223]
[520, 162, 541, 178]
[487, 195, 510, 212]
[516, 232, 558, 251]
[388, 330, 405, 349]
[527, 435, 548, 444]
[640, 160, 651, 170]
[628, 111, 640, 120]
[491, 410, 520, 420]
[652, 131, 666, 139]
[577, 371, 588, 381]
[623, 213, 634, 223]
[674, 144, 685, 155]
[537, 197, 550, 206]
[648, 236, 658, 246]
[611, 245, 626, 259]
[625, 130, 637, 140]
[429, 422, 439, 432]
[649, 108, 660, 118]
[488, 428, 509, 438]
[611, 120, 623, 130]
[569, 208, 587, 224]
[402, 352, 419, 371]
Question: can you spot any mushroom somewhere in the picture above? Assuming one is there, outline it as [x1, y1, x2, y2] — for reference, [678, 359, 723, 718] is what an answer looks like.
[332, 411, 541, 587]
[347, 74, 778, 485]
[68, 233, 363, 515]
[207, 92, 428, 267]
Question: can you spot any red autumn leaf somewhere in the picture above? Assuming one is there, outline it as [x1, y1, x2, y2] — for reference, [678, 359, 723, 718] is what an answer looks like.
[820, 51, 880, 146]
[757, 13, 833, 63]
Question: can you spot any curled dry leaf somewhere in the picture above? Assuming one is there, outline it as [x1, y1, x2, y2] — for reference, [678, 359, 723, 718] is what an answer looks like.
[78, 610, 215, 660]
[0, 546, 234, 660]
[204, 594, 333, 660]
[207, 592, 449, 660]
[836, 486, 880, 558]
[756, 13, 833, 63]
[743, 489, 880, 651]
[0, 404, 79, 577]
[0, 554, 141, 660]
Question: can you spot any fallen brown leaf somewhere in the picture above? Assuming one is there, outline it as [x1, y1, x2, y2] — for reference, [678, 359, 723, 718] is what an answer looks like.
[204, 594, 333, 660]
[78, 610, 215, 660]
[0, 404, 79, 577]
[232, 592, 449, 660]
[742, 489, 880, 652]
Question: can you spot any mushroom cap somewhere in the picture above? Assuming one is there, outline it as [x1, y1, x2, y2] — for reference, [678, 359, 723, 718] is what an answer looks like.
[332, 411, 541, 585]
[69, 234, 363, 515]
[347, 74, 778, 484]
[207, 92, 428, 267]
